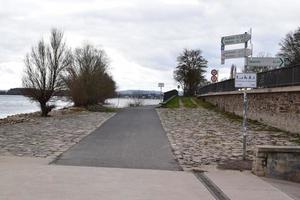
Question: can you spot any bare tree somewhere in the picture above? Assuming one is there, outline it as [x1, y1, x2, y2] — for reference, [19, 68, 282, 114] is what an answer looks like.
[248, 52, 273, 73]
[173, 49, 207, 96]
[257, 51, 272, 57]
[64, 44, 116, 107]
[22, 28, 71, 116]
[278, 27, 300, 66]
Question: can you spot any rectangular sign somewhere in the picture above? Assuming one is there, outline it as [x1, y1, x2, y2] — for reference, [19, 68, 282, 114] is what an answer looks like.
[158, 83, 164, 87]
[221, 33, 251, 46]
[235, 73, 257, 88]
[222, 48, 251, 59]
[246, 57, 285, 68]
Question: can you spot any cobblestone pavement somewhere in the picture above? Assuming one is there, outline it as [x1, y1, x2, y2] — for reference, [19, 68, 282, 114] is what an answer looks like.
[0, 112, 114, 158]
[157, 107, 300, 169]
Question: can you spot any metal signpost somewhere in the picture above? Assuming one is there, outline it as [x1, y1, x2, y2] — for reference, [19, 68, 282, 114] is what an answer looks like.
[158, 83, 164, 102]
[246, 57, 285, 68]
[221, 30, 253, 160]
[235, 73, 257, 160]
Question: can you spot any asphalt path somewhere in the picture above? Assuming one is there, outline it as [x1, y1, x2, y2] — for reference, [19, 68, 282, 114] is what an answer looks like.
[54, 106, 181, 171]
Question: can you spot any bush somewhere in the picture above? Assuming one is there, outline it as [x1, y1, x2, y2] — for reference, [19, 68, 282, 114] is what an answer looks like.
[64, 44, 116, 107]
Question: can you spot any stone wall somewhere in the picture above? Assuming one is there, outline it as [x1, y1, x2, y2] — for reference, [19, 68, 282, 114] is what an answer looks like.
[198, 86, 300, 134]
[252, 146, 300, 183]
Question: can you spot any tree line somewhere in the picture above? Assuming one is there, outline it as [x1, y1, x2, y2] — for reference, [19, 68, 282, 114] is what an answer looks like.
[174, 27, 300, 96]
[23, 28, 116, 117]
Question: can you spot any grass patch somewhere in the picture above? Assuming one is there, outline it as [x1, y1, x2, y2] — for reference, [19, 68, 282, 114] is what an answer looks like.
[252, 124, 286, 132]
[292, 135, 300, 144]
[222, 111, 243, 122]
[195, 98, 288, 132]
[86, 104, 119, 112]
[194, 98, 216, 110]
[196, 98, 254, 122]
[181, 97, 197, 108]
[161, 96, 179, 108]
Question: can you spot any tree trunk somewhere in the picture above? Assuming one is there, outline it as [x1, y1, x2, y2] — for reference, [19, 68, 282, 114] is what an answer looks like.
[40, 102, 50, 117]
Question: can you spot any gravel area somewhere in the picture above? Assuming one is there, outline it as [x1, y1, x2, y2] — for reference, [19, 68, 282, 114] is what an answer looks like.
[0, 111, 114, 158]
[157, 107, 300, 170]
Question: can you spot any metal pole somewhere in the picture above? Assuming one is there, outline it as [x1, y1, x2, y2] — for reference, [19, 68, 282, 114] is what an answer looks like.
[242, 90, 247, 160]
[160, 86, 163, 103]
[242, 31, 250, 160]
[244, 33, 248, 73]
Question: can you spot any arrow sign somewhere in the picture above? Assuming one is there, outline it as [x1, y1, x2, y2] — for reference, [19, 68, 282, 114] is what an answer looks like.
[221, 33, 251, 46]
[222, 48, 252, 59]
[246, 57, 285, 68]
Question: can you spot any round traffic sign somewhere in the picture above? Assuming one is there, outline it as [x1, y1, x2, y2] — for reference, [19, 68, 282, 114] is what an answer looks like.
[211, 69, 218, 76]
[211, 75, 217, 82]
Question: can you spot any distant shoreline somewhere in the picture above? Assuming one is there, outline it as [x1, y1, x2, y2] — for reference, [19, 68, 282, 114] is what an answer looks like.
[0, 95, 72, 119]
[0, 97, 160, 121]
[0, 105, 78, 124]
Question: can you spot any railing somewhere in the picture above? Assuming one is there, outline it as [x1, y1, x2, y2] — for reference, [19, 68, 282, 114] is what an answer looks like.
[198, 65, 300, 94]
[163, 89, 178, 102]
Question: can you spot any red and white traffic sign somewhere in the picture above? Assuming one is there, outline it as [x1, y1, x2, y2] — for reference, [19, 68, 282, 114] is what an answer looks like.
[211, 75, 218, 82]
[211, 69, 218, 76]
[211, 69, 218, 83]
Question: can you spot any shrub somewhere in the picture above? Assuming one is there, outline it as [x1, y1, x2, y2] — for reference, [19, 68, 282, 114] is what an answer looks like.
[64, 44, 116, 107]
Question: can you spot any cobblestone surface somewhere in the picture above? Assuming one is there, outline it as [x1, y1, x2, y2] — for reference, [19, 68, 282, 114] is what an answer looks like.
[0, 112, 114, 158]
[157, 107, 300, 169]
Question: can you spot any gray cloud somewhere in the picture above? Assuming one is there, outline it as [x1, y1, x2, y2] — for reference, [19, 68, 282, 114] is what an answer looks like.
[0, 0, 299, 90]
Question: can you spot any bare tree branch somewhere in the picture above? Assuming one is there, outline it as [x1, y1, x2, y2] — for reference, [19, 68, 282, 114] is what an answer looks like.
[22, 28, 71, 117]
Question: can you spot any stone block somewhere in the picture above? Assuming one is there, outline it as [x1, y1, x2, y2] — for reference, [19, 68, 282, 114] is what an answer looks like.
[252, 145, 300, 183]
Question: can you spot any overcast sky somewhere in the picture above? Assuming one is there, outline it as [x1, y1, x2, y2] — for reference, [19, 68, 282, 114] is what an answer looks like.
[0, 0, 299, 91]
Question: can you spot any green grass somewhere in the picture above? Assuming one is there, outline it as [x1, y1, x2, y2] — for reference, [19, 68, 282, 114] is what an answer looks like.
[100, 107, 120, 112]
[194, 98, 216, 110]
[181, 97, 197, 108]
[196, 98, 243, 122]
[195, 98, 297, 136]
[292, 136, 300, 144]
[161, 96, 179, 108]
[86, 104, 120, 112]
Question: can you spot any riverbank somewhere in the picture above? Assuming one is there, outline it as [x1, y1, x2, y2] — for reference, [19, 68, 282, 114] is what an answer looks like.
[0, 107, 85, 125]
[157, 98, 300, 170]
[0, 95, 160, 119]
[0, 109, 114, 158]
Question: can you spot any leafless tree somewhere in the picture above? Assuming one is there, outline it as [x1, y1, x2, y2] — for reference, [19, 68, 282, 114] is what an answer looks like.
[22, 28, 72, 116]
[64, 44, 116, 107]
[278, 27, 300, 66]
[248, 52, 273, 73]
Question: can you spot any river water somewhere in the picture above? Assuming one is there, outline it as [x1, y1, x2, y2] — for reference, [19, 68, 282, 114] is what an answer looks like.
[0, 95, 160, 119]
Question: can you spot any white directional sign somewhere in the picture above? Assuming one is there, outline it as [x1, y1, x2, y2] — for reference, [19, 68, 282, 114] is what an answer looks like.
[158, 83, 164, 87]
[222, 48, 252, 59]
[235, 73, 257, 88]
[221, 33, 251, 46]
[246, 57, 285, 68]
